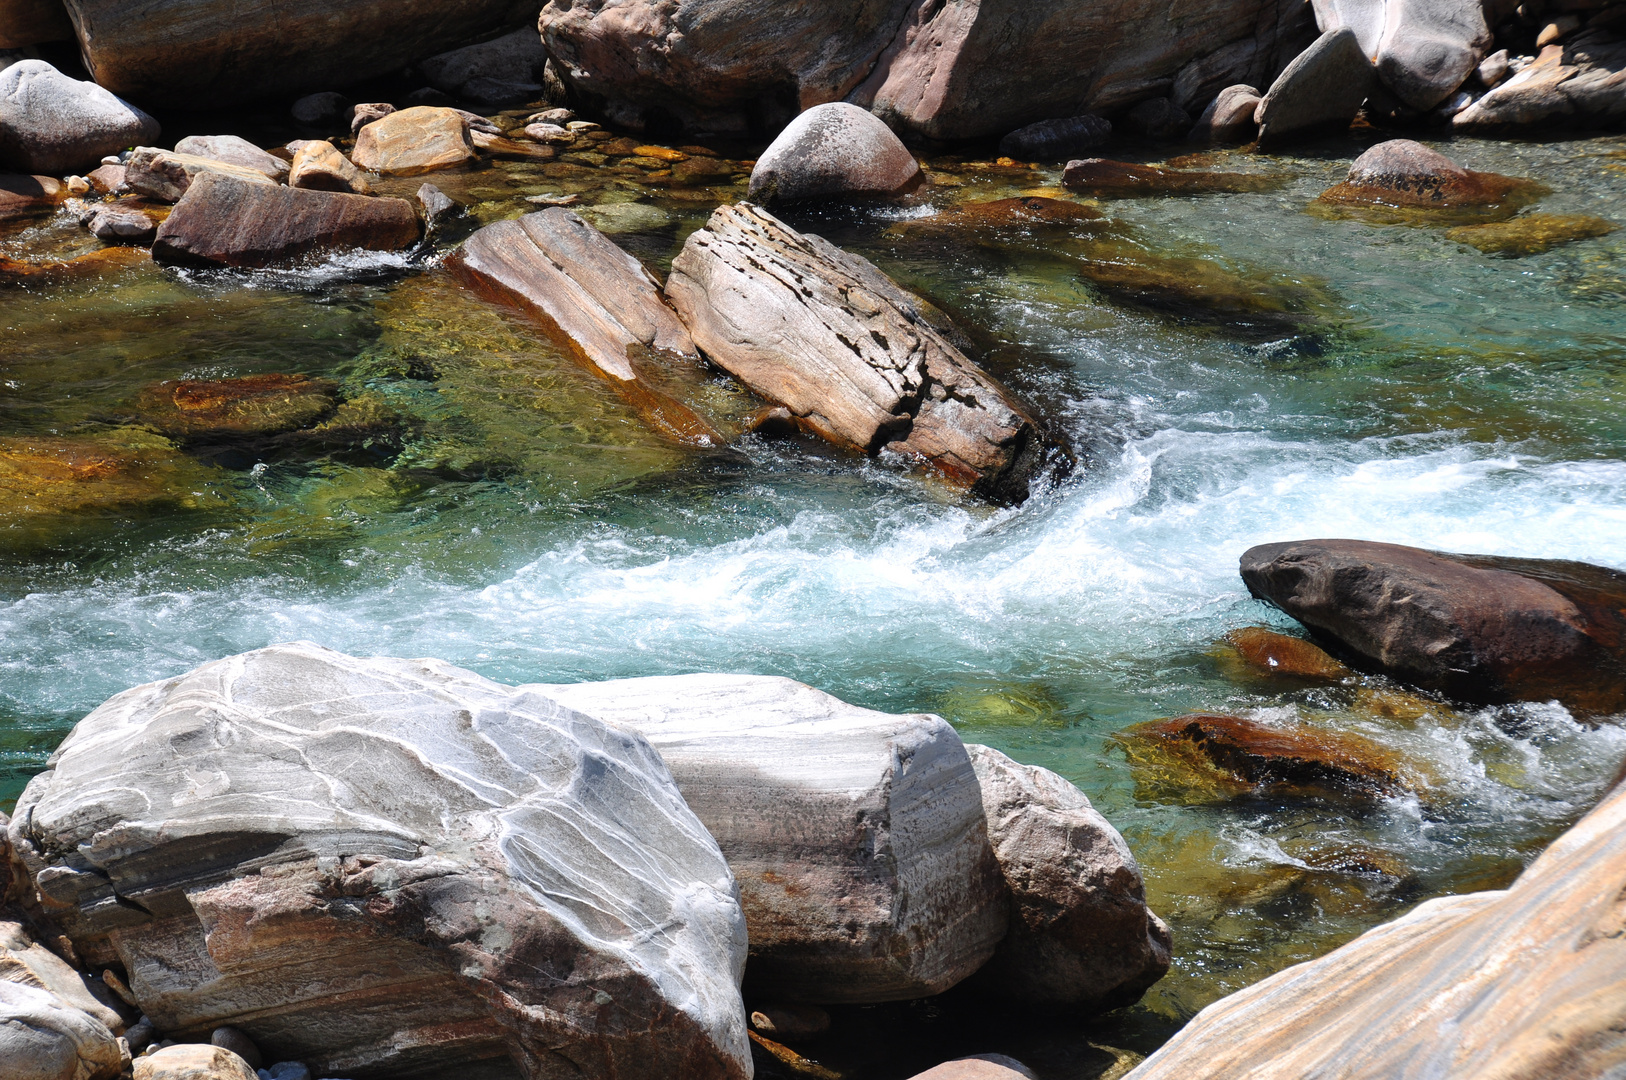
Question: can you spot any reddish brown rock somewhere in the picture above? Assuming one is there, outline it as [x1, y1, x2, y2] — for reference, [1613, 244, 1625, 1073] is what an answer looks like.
[0, 0, 74, 47]
[1223, 626, 1353, 681]
[351, 107, 474, 177]
[124, 147, 278, 203]
[900, 196, 1107, 235]
[1063, 158, 1281, 197]
[449, 209, 721, 447]
[287, 140, 370, 194]
[908, 1056, 1038, 1080]
[86, 164, 127, 194]
[134, 375, 340, 440]
[1240, 539, 1626, 713]
[1315, 139, 1544, 215]
[469, 130, 558, 162]
[0, 246, 150, 284]
[151, 172, 420, 269]
[0, 173, 63, 220]
[667, 203, 1045, 501]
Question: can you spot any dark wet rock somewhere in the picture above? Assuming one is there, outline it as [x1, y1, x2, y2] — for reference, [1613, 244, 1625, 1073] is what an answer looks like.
[208, 1028, 260, 1070]
[996, 115, 1111, 162]
[1444, 212, 1617, 255]
[0, 60, 160, 174]
[891, 196, 1111, 243]
[1125, 777, 1626, 1080]
[152, 172, 420, 269]
[125, 147, 279, 203]
[1454, 33, 1626, 131]
[124, 1018, 156, 1054]
[347, 102, 394, 135]
[963, 745, 1172, 1011]
[1240, 539, 1626, 713]
[287, 140, 370, 194]
[0, 0, 73, 48]
[668, 202, 1045, 501]
[1125, 97, 1192, 140]
[671, 155, 737, 184]
[746, 102, 920, 204]
[1063, 158, 1281, 196]
[172, 136, 288, 182]
[908, 1055, 1039, 1080]
[133, 1045, 259, 1080]
[351, 106, 475, 176]
[1122, 712, 1407, 804]
[419, 28, 548, 102]
[748, 1004, 830, 1041]
[1255, 28, 1377, 145]
[290, 92, 348, 127]
[87, 202, 159, 244]
[134, 374, 341, 442]
[1190, 84, 1261, 142]
[0, 172, 62, 220]
[260, 1064, 310, 1080]
[9, 642, 753, 1080]
[1221, 626, 1354, 682]
[449, 209, 721, 446]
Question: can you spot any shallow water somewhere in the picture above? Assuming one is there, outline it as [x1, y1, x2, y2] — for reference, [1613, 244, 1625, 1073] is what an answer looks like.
[3, 124, 1625, 1076]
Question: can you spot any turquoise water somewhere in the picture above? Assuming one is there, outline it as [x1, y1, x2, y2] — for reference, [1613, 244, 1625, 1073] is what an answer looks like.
[3, 128, 1625, 1073]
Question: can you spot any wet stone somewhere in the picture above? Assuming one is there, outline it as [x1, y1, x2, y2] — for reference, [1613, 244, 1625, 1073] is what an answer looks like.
[1315, 140, 1546, 219]
[1444, 213, 1617, 255]
[0, 433, 213, 524]
[1063, 158, 1282, 197]
[1220, 627, 1354, 682]
[997, 114, 1111, 161]
[134, 374, 341, 442]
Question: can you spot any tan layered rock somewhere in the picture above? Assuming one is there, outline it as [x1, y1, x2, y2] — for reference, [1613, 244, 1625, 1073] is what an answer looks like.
[448, 209, 721, 446]
[1123, 774, 1626, 1080]
[287, 141, 370, 194]
[133, 1045, 256, 1080]
[351, 107, 475, 176]
[1454, 33, 1626, 131]
[667, 203, 1044, 501]
[124, 148, 278, 203]
[172, 136, 288, 182]
[151, 172, 419, 269]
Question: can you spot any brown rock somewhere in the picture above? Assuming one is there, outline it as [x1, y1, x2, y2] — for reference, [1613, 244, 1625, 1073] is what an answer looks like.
[351, 106, 474, 176]
[0, 434, 207, 520]
[746, 102, 920, 204]
[748, 1004, 830, 1041]
[151, 172, 420, 269]
[0, 172, 63, 220]
[87, 202, 159, 244]
[132, 1044, 259, 1080]
[1122, 713, 1406, 804]
[171, 135, 288, 182]
[667, 203, 1045, 501]
[1063, 158, 1281, 196]
[0, 0, 74, 48]
[1255, 28, 1378, 145]
[908, 1055, 1039, 1080]
[1317, 139, 1540, 211]
[1222, 626, 1353, 681]
[1454, 33, 1626, 131]
[892, 195, 1109, 240]
[0, 246, 150, 284]
[1444, 212, 1617, 256]
[1239, 539, 1626, 712]
[287, 140, 370, 194]
[469, 129, 557, 162]
[124, 147, 278, 203]
[134, 374, 340, 440]
[86, 164, 127, 194]
[448, 209, 722, 446]
[748, 1031, 840, 1079]
[1122, 775, 1626, 1080]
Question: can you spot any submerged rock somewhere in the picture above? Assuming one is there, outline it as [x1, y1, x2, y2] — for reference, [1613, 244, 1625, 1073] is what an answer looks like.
[351, 106, 475, 176]
[541, 673, 1009, 1004]
[1121, 712, 1406, 804]
[891, 196, 1111, 242]
[124, 147, 279, 203]
[1444, 212, 1617, 256]
[0, 60, 160, 174]
[1454, 33, 1626, 131]
[747, 102, 920, 204]
[86, 202, 159, 245]
[1123, 773, 1626, 1079]
[171, 136, 289, 182]
[151, 172, 420, 269]
[1254, 28, 1377, 145]
[9, 642, 752, 1080]
[963, 745, 1172, 1011]
[0, 172, 62, 220]
[448, 208, 721, 446]
[1069, 239, 1328, 333]
[0, 434, 209, 523]
[667, 203, 1044, 501]
[996, 115, 1112, 162]
[1240, 539, 1626, 713]
[134, 374, 341, 442]
[0, 246, 151, 284]
[1062, 158, 1280, 196]
[1220, 626, 1353, 682]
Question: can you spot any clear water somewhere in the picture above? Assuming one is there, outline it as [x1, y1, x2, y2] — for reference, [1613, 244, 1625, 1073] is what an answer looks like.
[2, 126, 1624, 1076]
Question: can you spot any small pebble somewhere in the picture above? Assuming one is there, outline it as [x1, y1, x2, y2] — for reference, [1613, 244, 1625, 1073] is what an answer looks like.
[525, 192, 580, 205]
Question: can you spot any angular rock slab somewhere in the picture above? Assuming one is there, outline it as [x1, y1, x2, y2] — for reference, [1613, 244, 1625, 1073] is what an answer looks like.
[667, 203, 1043, 501]
[1454, 34, 1626, 131]
[172, 136, 289, 182]
[1255, 28, 1377, 145]
[125, 148, 280, 203]
[448, 209, 721, 446]
[8, 642, 751, 1080]
[352, 107, 474, 177]
[962, 745, 1171, 1011]
[1240, 539, 1626, 713]
[539, 673, 1009, 1004]
[152, 172, 420, 269]
[1122, 774, 1626, 1079]
[0, 60, 160, 174]
[746, 102, 920, 203]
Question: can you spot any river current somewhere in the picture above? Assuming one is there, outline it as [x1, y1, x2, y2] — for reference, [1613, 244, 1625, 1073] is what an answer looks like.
[3, 125, 1624, 1075]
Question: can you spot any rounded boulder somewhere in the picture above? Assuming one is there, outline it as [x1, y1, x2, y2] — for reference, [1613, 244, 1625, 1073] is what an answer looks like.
[747, 102, 920, 204]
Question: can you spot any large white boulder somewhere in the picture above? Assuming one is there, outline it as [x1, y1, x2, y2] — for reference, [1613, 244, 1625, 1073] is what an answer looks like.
[0, 60, 160, 174]
[540, 673, 1010, 1003]
[1312, 0, 1491, 110]
[746, 102, 920, 203]
[9, 643, 751, 1080]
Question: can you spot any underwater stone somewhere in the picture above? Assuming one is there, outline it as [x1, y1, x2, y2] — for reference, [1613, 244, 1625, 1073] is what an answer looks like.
[1444, 212, 1617, 256]
[1063, 158, 1280, 196]
[1222, 627, 1353, 682]
[746, 102, 920, 204]
[9, 642, 752, 1080]
[134, 375, 340, 441]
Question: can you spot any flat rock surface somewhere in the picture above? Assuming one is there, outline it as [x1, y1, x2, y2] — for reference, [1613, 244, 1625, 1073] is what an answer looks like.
[9, 642, 751, 1080]
[0, 172, 62, 220]
[1240, 538, 1626, 712]
[746, 102, 920, 203]
[1122, 775, 1626, 1079]
[172, 136, 289, 182]
[352, 107, 474, 177]
[539, 673, 1009, 1003]
[666, 202, 1043, 501]
[151, 172, 420, 269]
[0, 60, 160, 174]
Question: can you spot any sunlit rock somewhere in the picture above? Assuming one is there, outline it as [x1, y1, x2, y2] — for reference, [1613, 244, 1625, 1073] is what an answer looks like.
[0, 980, 124, 1080]
[171, 136, 289, 182]
[1316, 140, 1542, 215]
[351, 107, 475, 177]
[1312, 0, 1490, 110]
[667, 202, 1045, 501]
[125, 147, 279, 203]
[1189, 85, 1261, 143]
[1455, 33, 1626, 131]
[747, 102, 921, 204]
[287, 140, 371, 194]
[907, 1055, 1038, 1080]
[134, 375, 340, 440]
[1444, 212, 1617, 256]
[1240, 539, 1626, 713]
[962, 745, 1172, 1011]
[1062, 158, 1281, 197]
[0, 246, 151, 283]
[539, 673, 1009, 1004]
[0, 434, 213, 528]
[0, 60, 159, 174]
[8, 642, 752, 1080]
[133, 1044, 257, 1080]
[1123, 774, 1626, 1080]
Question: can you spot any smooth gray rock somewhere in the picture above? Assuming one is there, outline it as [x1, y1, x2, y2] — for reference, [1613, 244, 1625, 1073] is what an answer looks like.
[1313, 0, 1489, 110]
[962, 745, 1171, 1010]
[1190, 84, 1261, 142]
[209, 1028, 260, 1070]
[289, 92, 348, 127]
[667, 203, 1043, 501]
[540, 673, 1010, 1003]
[86, 203, 157, 244]
[996, 114, 1111, 161]
[124, 147, 279, 203]
[8, 642, 751, 1080]
[0, 60, 160, 174]
[415, 182, 457, 225]
[747, 102, 919, 204]
[419, 27, 548, 100]
[1256, 28, 1378, 144]
[0, 980, 123, 1080]
[171, 136, 289, 182]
